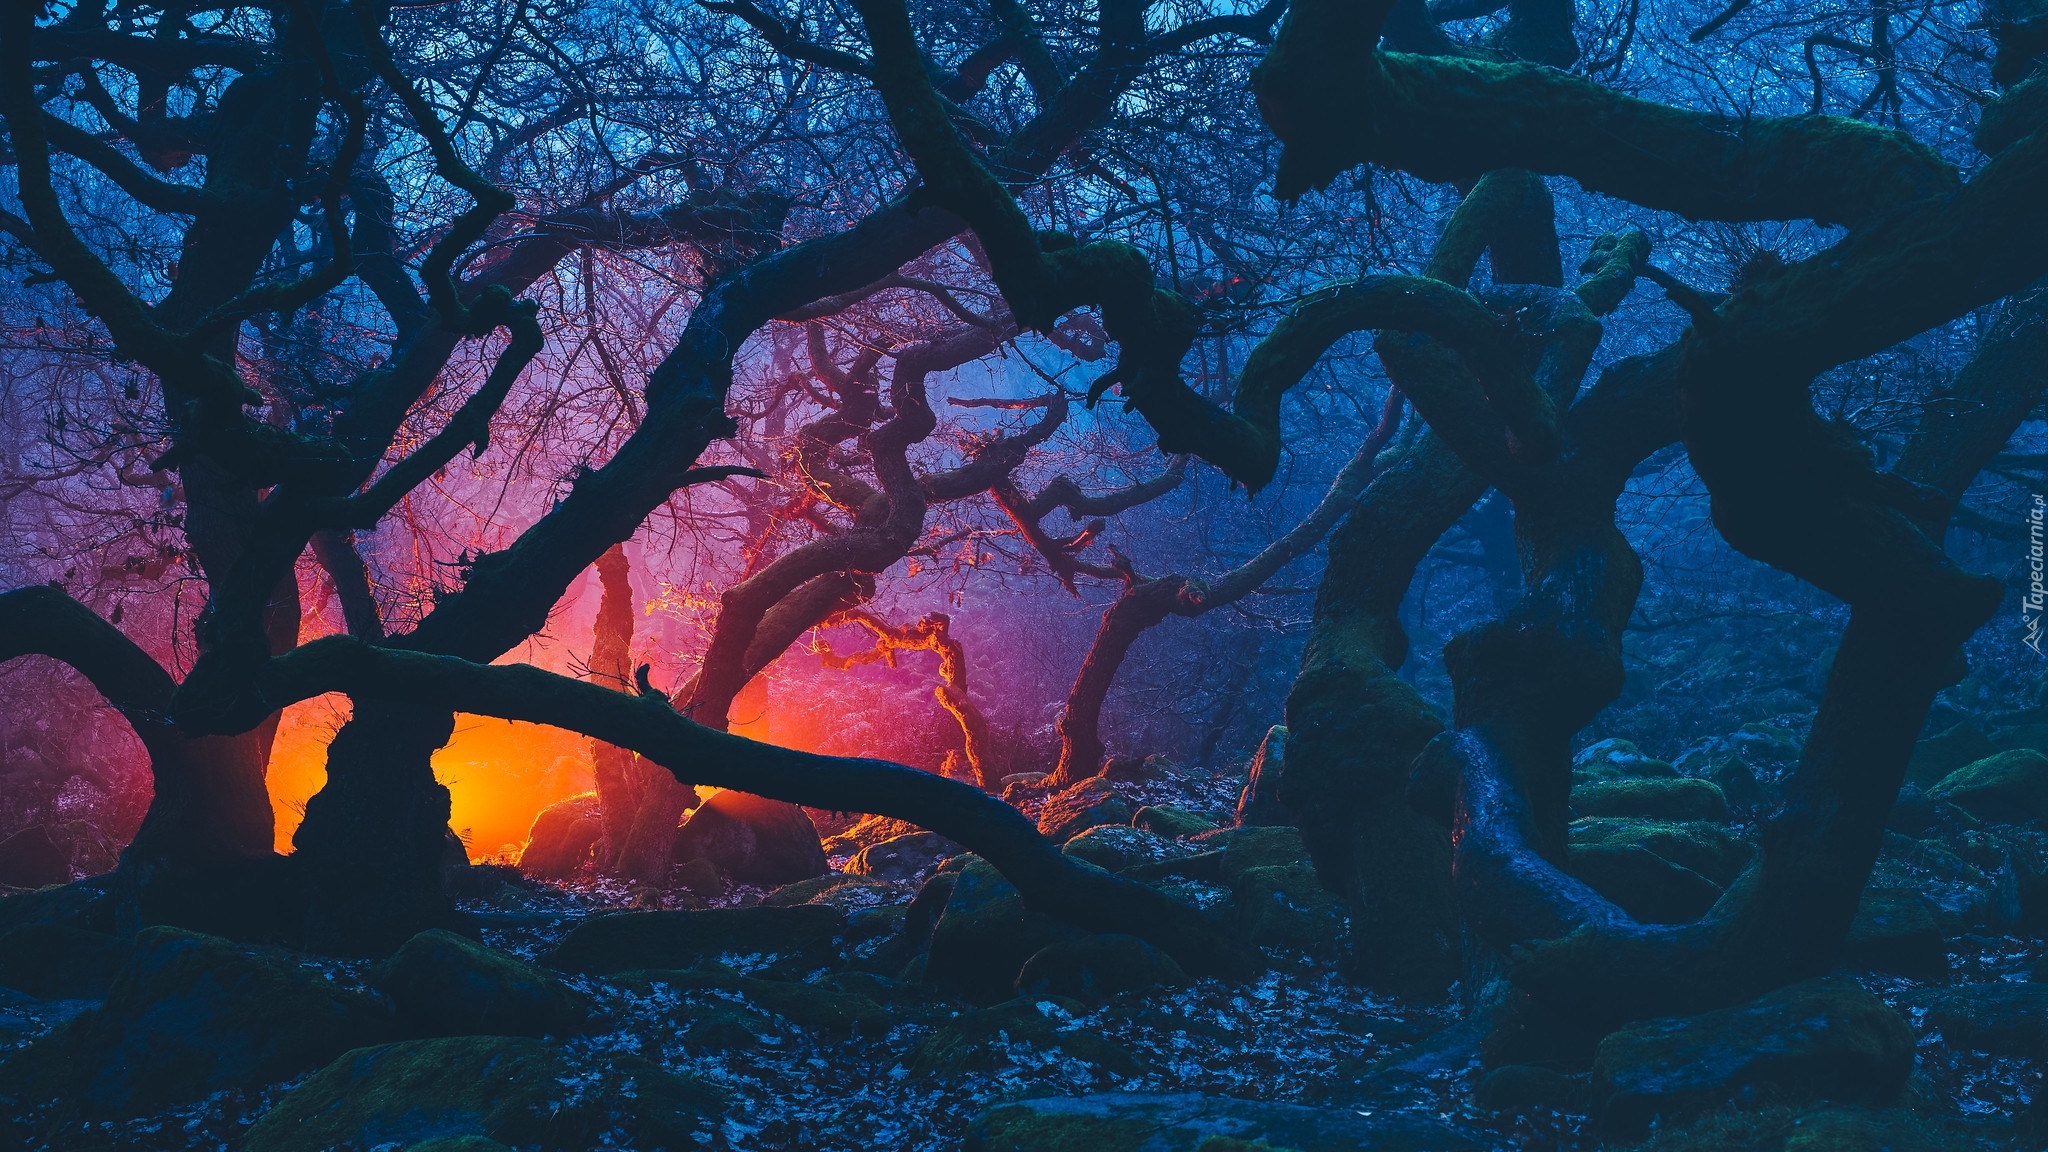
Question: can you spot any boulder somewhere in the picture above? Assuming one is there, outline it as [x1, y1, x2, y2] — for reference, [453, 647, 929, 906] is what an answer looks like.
[373, 929, 587, 1039]
[1015, 934, 1186, 1001]
[1036, 777, 1133, 844]
[965, 1092, 1484, 1151]
[1571, 777, 1731, 823]
[1702, 754, 1768, 812]
[0, 923, 128, 1000]
[6, 926, 397, 1117]
[672, 856, 726, 898]
[1473, 1064, 1587, 1115]
[515, 792, 601, 880]
[1193, 825, 1312, 881]
[1566, 818, 1754, 886]
[1061, 825, 1192, 873]
[926, 857, 1082, 1003]
[1131, 805, 1219, 839]
[1591, 976, 1915, 1141]
[1103, 754, 1172, 784]
[0, 826, 69, 889]
[1565, 843, 1723, 923]
[242, 1035, 722, 1152]
[1842, 888, 1946, 980]
[821, 814, 926, 857]
[845, 831, 958, 881]
[1235, 725, 1290, 826]
[910, 996, 1146, 1079]
[1906, 719, 1999, 788]
[671, 790, 828, 886]
[1927, 749, 2048, 824]
[1573, 738, 1680, 782]
[1232, 863, 1347, 956]
[761, 874, 907, 913]
[542, 906, 844, 977]
[1918, 982, 2048, 1057]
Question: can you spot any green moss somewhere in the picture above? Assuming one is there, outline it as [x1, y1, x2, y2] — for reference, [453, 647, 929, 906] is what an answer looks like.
[608, 967, 890, 1032]
[243, 1035, 723, 1152]
[1568, 818, 1754, 886]
[1636, 1103, 2005, 1152]
[1928, 749, 2048, 823]
[1231, 863, 1347, 955]
[925, 857, 1082, 1003]
[1061, 825, 1189, 873]
[372, 929, 586, 1039]
[1571, 777, 1731, 823]
[909, 996, 1146, 1080]
[1131, 805, 1220, 838]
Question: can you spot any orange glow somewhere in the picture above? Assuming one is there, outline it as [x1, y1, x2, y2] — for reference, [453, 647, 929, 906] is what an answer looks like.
[267, 696, 594, 861]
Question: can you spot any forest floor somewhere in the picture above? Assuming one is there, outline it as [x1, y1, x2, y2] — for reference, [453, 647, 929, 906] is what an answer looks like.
[0, 758, 2042, 1151]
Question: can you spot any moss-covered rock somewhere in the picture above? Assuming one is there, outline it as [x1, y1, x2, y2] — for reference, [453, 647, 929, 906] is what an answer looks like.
[1567, 818, 1754, 886]
[844, 831, 958, 881]
[242, 1035, 723, 1152]
[1927, 749, 2048, 824]
[1231, 863, 1346, 956]
[3, 926, 398, 1118]
[1918, 982, 2048, 1057]
[0, 923, 128, 1000]
[1473, 1064, 1586, 1115]
[1131, 805, 1220, 839]
[1192, 825, 1312, 882]
[1842, 888, 1946, 980]
[671, 790, 829, 886]
[1037, 778, 1134, 844]
[1573, 738, 1680, 783]
[1061, 825, 1192, 873]
[1565, 842, 1723, 923]
[1907, 719, 2000, 788]
[925, 856, 1082, 1003]
[761, 873, 906, 912]
[963, 1092, 1484, 1150]
[909, 996, 1146, 1079]
[541, 906, 845, 977]
[1571, 777, 1732, 823]
[373, 929, 587, 1039]
[1592, 977, 1915, 1141]
[516, 792, 601, 880]
[1015, 933, 1186, 1001]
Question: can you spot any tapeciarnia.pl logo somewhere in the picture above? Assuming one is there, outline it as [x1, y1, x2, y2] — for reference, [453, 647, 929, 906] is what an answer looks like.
[2027, 494, 2046, 656]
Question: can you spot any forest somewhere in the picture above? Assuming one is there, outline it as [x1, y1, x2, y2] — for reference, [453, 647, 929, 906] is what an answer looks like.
[0, 0, 2045, 1145]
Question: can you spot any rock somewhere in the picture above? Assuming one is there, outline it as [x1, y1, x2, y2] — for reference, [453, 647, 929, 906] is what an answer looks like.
[965, 1092, 1484, 1151]
[410, 1138, 513, 1152]
[926, 856, 1082, 1003]
[0, 826, 69, 889]
[1573, 738, 1680, 782]
[1193, 825, 1312, 881]
[1232, 863, 1346, 956]
[1061, 825, 1192, 873]
[1632, 1103, 1998, 1152]
[1132, 805, 1219, 838]
[1236, 725, 1290, 826]
[0, 924, 128, 1000]
[1887, 786, 1941, 836]
[1571, 777, 1731, 823]
[671, 790, 828, 886]
[845, 831, 958, 881]
[1591, 976, 1916, 1141]
[1473, 1064, 1587, 1114]
[762, 874, 907, 914]
[821, 814, 926, 857]
[373, 929, 587, 1039]
[542, 906, 845, 977]
[1565, 843, 1723, 923]
[1907, 719, 1999, 788]
[1103, 754, 1170, 784]
[1918, 982, 2048, 1057]
[910, 996, 1146, 1079]
[515, 792, 601, 880]
[7, 926, 397, 1118]
[1000, 772, 1049, 790]
[672, 856, 727, 898]
[1037, 777, 1134, 844]
[242, 1035, 722, 1152]
[1842, 888, 1946, 980]
[929, 852, 1089, 996]
[1927, 749, 2048, 824]
[1703, 754, 1767, 812]
[1567, 818, 1754, 886]
[1015, 934, 1186, 1001]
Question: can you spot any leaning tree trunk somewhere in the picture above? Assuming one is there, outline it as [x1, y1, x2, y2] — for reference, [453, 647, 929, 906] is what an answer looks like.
[585, 543, 697, 878]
